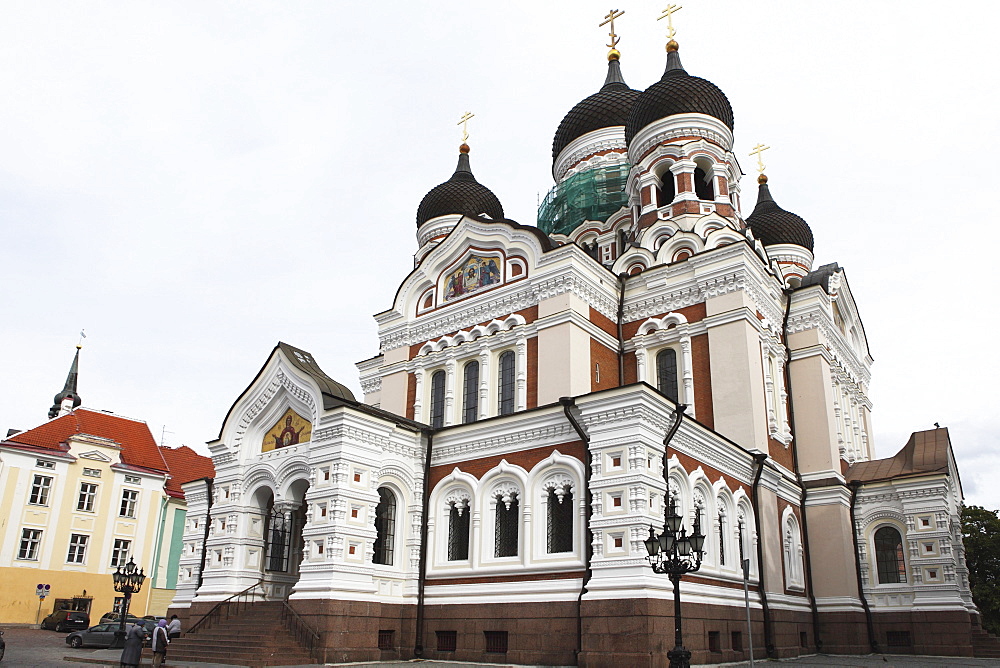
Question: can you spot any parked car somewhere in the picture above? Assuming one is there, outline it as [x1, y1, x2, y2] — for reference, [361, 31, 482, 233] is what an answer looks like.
[40, 610, 89, 632]
[1, 629, 6, 662]
[65, 623, 120, 649]
[98, 612, 144, 626]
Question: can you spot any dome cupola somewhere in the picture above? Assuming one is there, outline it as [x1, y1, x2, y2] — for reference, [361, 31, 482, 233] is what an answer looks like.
[415, 145, 504, 228]
[746, 175, 814, 251]
[551, 54, 640, 166]
[625, 43, 734, 145]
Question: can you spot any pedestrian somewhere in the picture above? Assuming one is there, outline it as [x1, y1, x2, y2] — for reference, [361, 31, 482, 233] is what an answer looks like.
[167, 614, 181, 639]
[119, 623, 145, 668]
[151, 618, 170, 667]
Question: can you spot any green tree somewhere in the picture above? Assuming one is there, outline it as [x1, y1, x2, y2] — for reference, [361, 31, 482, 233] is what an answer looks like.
[961, 505, 1000, 635]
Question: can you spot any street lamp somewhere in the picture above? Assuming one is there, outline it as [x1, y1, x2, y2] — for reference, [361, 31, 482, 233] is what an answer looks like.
[109, 557, 146, 649]
[644, 499, 706, 668]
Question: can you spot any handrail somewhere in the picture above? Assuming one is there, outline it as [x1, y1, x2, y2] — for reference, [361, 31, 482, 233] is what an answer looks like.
[280, 600, 324, 663]
[188, 578, 264, 635]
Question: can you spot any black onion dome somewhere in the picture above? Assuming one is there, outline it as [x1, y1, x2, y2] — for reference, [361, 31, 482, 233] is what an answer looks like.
[552, 58, 640, 162]
[625, 50, 734, 144]
[746, 181, 814, 251]
[416, 150, 504, 228]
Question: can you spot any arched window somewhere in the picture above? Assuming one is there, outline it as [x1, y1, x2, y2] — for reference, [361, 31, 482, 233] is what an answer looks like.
[546, 486, 574, 554]
[448, 502, 470, 561]
[718, 511, 726, 566]
[495, 492, 519, 557]
[498, 351, 515, 416]
[656, 171, 676, 207]
[265, 501, 289, 573]
[429, 370, 446, 429]
[463, 361, 479, 424]
[694, 165, 715, 200]
[656, 349, 678, 402]
[874, 526, 907, 584]
[373, 488, 396, 566]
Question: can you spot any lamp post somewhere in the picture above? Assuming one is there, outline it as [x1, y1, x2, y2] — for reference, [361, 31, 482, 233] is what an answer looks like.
[644, 500, 706, 668]
[109, 557, 146, 649]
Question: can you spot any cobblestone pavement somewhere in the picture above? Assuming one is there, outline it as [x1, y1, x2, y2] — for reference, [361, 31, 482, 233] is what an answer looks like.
[3, 628, 1000, 668]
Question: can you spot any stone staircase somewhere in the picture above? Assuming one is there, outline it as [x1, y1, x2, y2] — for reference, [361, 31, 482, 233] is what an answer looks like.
[165, 601, 319, 667]
[971, 626, 1000, 659]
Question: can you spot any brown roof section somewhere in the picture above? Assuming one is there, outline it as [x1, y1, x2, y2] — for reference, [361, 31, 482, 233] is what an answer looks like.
[159, 446, 215, 499]
[4, 408, 168, 473]
[847, 427, 952, 484]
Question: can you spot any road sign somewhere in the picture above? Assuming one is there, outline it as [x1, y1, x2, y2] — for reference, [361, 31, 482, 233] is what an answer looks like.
[36, 584, 50, 599]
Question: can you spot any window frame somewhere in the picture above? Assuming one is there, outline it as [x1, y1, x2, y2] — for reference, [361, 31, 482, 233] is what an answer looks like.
[873, 525, 907, 584]
[29, 474, 53, 506]
[66, 533, 90, 564]
[18, 528, 42, 561]
[494, 491, 520, 558]
[655, 347, 679, 402]
[373, 487, 397, 566]
[429, 369, 446, 429]
[462, 360, 479, 424]
[77, 482, 98, 512]
[119, 489, 139, 518]
[110, 539, 131, 568]
[497, 350, 516, 416]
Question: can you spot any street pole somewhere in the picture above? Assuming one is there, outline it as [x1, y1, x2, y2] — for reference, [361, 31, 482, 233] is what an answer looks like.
[743, 558, 754, 667]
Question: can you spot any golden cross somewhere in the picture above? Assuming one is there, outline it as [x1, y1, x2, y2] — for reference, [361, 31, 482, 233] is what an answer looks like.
[749, 143, 771, 174]
[600, 9, 625, 49]
[658, 4, 683, 40]
[457, 112, 475, 143]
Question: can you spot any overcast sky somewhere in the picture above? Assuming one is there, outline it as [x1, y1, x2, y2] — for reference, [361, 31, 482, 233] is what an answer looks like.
[3, 2, 998, 507]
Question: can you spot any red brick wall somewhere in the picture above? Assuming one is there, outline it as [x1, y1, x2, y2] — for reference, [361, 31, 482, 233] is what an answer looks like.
[691, 332, 714, 429]
[590, 340, 620, 392]
[406, 373, 416, 420]
[623, 351, 637, 384]
[429, 441, 586, 490]
[622, 301, 707, 339]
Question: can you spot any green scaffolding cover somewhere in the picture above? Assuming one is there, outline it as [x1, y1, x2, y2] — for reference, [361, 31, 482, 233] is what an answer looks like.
[537, 163, 630, 236]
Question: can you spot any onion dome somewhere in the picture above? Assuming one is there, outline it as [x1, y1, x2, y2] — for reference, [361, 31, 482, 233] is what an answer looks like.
[625, 44, 734, 144]
[416, 145, 504, 227]
[552, 55, 640, 162]
[48, 345, 82, 419]
[746, 175, 814, 251]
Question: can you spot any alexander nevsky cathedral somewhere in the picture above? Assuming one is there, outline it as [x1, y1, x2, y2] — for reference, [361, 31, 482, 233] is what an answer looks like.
[167, 9, 986, 667]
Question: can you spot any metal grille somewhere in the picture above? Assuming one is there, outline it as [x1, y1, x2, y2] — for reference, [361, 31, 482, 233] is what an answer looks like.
[656, 348, 678, 402]
[498, 351, 515, 415]
[463, 362, 479, 423]
[718, 512, 726, 566]
[378, 629, 394, 650]
[874, 526, 906, 583]
[886, 630, 912, 647]
[484, 631, 508, 654]
[265, 504, 289, 572]
[546, 488, 573, 553]
[436, 630, 457, 652]
[495, 495, 519, 557]
[738, 521, 746, 564]
[448, 505, 470, 561]
[373, 488, 397, 566]
[430, 370, 446, 429]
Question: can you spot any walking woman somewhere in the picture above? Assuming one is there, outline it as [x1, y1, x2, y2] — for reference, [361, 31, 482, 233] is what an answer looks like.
[119, 623, 145, 668]
[151, 618, 170, 667]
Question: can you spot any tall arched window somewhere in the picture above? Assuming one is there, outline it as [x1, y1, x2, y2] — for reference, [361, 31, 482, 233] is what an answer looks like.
[694, 165, 715, 200]
[373, 488, 397, 566]
[656, 171, 676, 207]
[495, 492, 519, 557]
[463, 361, 479, 424]
[874, 526, 907, 584]
[656, 349, 678, 402]
[718, 511, 726, 566]
[547, 486, 574, 554]
[265, 501, 289, 573]
[429, 370, 446, 429]
[448, 502, 470, 561]
[498, 351, 515, 416]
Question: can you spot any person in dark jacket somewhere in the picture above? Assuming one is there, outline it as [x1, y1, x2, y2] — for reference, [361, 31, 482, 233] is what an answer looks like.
[120, 623, 145, 668]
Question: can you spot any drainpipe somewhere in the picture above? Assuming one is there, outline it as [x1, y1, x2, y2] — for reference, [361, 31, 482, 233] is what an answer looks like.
[849, 481, 879, 653]
[616, 272, 628, 386]
[196, 478, 214, 590]
[149, 494, 170, 590]
[560, 397, 592, 662]
[660, 404, 687, 523]
[781, 288, 823, 650]
[414, 428, 434, 658]
[749, 453, 775, 658]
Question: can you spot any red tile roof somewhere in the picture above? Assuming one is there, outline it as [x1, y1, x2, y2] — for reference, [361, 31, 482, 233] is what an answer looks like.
[5, 408, 168, 473]
[159, 446, 215, 498]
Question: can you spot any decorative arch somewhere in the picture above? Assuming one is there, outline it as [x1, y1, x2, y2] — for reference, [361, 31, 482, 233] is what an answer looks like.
[632, 313, 695, 416]
[782, 507, 805, 589]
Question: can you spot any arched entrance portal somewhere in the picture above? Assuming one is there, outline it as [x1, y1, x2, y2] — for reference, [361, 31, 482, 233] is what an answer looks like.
[252, 479, 309, 600]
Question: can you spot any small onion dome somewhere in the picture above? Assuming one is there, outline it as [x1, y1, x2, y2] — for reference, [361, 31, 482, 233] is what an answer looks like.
[416, 145, 504, 227]
[746, 176, 814, 251]
[625, 46, 734, 144]
[551, 56, 640, 162]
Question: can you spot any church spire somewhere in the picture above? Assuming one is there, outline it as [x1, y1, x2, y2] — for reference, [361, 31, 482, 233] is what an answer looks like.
[49, 344, 83, 419]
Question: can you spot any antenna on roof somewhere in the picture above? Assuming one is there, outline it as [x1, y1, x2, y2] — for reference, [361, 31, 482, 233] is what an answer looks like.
[161, 426, 174, 448]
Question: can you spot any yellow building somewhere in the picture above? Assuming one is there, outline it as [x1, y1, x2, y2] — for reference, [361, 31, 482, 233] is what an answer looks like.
[0, 366, 213, 625]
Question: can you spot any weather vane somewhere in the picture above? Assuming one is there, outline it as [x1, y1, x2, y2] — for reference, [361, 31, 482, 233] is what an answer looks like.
[658, 4, 683, 41]
[749, 143, 770, 174]
[458, 112, 475, 144]
[600, 9, 625, 49]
